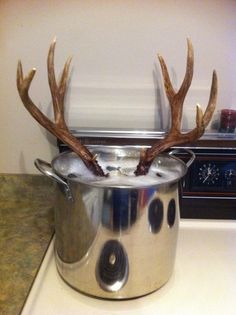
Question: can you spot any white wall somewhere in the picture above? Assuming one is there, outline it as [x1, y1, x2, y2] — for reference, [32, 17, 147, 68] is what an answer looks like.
[0, 0, 236, 173]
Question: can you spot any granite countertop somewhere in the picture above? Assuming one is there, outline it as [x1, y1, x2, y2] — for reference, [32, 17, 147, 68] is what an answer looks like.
[0, 174, 55, 315]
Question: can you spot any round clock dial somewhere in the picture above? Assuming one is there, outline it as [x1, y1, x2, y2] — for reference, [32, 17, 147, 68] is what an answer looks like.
[198, 163, 220, 185]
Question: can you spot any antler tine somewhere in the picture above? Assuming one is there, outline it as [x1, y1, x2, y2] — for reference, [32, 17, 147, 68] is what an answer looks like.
[195, 104, 204, 130]
[17, 60, 24, 87]
[177, 39, 194, 102]
[157, 54, 175, 101]
[47, 39, 71, 128]
[58, 57, 72, 106]
[188, 70, 218, 138]
[17, 61, 36, 97]
[134, 40, 217, 176]
[17, 40, 106, 177]
[158, 39, 194, 133]
[17, 61, 54, 128]
[203, 70, 218, 127]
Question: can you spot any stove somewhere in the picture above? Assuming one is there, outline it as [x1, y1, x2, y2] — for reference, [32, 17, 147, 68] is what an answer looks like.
[21, 220, 236, 315]
[58, 129, 236, 219]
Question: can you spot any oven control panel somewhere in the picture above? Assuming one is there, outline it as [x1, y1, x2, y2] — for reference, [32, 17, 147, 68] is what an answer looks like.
[177, 147, 236, 219]
[185, 157, 236, 195]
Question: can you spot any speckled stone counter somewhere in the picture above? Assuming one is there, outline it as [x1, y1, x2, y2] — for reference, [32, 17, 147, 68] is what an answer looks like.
[0, 174, 55, 315]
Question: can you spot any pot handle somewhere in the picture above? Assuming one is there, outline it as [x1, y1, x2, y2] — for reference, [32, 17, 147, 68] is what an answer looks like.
[34, 158, 73, 201]
[168, 148, 195, 168]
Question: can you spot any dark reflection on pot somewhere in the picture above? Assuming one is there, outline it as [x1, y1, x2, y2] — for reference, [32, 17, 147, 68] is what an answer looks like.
[148, 198, 164, 233]
[130, 190, 138, 225]
[167, 198, 176, 227]
[113, 190, 130, 230]
[96, 240, 129, 292]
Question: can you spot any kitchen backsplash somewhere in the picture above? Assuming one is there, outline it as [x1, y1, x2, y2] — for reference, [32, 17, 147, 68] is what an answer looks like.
[67, 83, 222, 131]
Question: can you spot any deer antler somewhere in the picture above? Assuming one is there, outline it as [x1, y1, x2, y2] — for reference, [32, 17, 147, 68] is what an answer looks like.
[135, 39, 218, 176]
[17, 39, 106, 177]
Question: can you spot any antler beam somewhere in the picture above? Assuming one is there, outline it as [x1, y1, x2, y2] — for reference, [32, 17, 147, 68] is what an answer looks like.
[134, 39, 218, 176]
[17, 39, 106, 177]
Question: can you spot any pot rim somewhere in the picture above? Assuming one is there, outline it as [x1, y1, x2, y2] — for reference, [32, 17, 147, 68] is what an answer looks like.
[51, 145, 189, 189]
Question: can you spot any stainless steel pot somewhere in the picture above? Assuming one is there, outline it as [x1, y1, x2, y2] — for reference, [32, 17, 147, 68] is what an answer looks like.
[35, 146, 195, 299]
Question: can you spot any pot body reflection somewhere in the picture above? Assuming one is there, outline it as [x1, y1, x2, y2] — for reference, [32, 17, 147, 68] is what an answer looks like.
[54, 180, 180, 299]
[35, 146, 193, 299]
